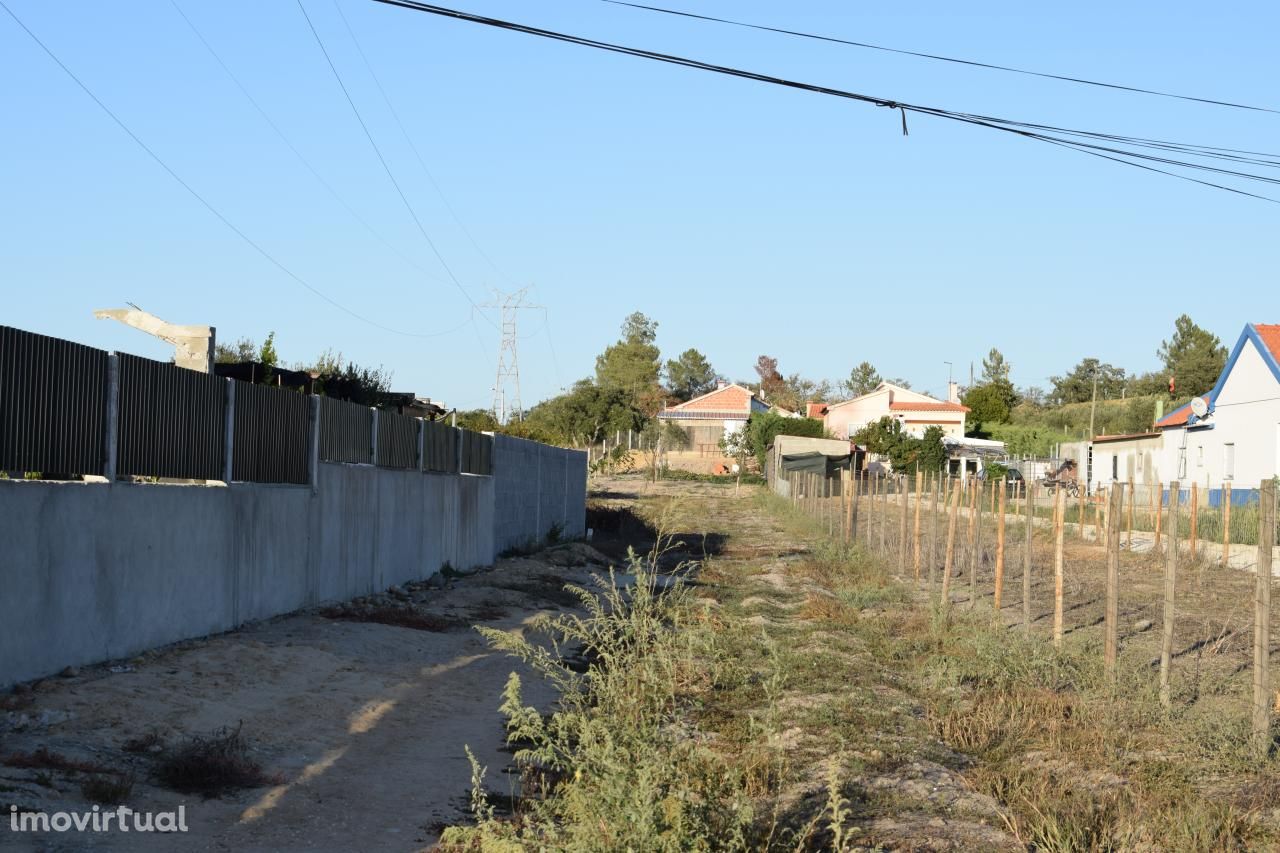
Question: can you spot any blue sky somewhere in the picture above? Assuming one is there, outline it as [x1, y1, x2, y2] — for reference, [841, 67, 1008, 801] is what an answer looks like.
[3, 1, 1276, 408]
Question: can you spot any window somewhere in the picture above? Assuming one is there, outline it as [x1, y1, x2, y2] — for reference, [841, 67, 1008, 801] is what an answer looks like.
[1112, 455, 1118, 480]
[1197, 445, 1204, 467]
[1224, 443, 1235, 480]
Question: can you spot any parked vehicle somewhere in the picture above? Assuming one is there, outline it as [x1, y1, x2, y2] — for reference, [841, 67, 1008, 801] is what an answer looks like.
[999, 466, 1026, 495]
[1041, 459, 1081, 498]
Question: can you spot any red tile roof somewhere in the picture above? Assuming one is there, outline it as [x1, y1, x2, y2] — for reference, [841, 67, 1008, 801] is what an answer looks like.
[806, 402, 828, 418]
[888, 401, 969, 413]
[1255, 324, 1280, 364]
[1155, 396, 1208, 428]
[666, 384, 754, 414]
[1092, 432, 1161, 444]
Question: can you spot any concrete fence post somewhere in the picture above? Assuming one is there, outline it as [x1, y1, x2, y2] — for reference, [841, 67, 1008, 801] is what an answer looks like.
[416, 418, 426, 473]
[370, 408, 379, 466]
[222, 378, 235, 484]
[103, 353, 120, 482]
[454, 427, 463, 474]
[308, 395, 321, 492]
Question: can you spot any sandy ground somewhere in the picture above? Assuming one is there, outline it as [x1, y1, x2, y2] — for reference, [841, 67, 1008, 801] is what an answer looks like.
[0, 544, 613, 852]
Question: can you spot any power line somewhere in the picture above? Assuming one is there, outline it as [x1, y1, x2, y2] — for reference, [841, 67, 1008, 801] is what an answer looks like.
[0, 0, 469, 339]
[368, 0, 1280, 205]
[331, 0, 515, 286]
[167, 0, 467, 295]
[295, 0, 499, 327]
[600, 0, 1280, 116]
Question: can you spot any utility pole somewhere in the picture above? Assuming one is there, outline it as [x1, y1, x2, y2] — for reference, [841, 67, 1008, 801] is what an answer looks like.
[484, 287, 541, 425]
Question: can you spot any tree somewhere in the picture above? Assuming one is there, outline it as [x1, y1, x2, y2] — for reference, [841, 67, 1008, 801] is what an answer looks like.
[981, 348, 1011, 385]
[525, 379, 645, 447]
[852, 417, 946, 473]
[258, 332, 278, 370]
[455, 409, 499, 432]
[742, 411, 826, 468]
[665, 348, 717, 402]
[961, 384, 1012, 436]
[1158, 314, 1227, 396]
[316, 362, 392, 405]
[595, 313, 661, 392]
[214, 337, 258, 364]
[754, 355, 786, 403]
[1048, 358, 1126, 405]
[841, 361, 881, 398]
[885, 377, 912, 390]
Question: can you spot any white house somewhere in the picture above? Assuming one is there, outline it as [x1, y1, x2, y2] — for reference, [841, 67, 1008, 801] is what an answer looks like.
[1153, 323, 1280, 496]
[658, 382, 771, 471]
[823, 381, 968, 441]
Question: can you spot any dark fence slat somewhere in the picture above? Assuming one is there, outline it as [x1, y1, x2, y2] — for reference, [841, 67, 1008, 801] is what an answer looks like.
[376, 411, 418, 469]
[423, 420, 458, 473]
[319, 397, 373, 464]
[0, 326, 109, 475]
[116, 353, 224, 480]
[460, 429, 492, 476]
[231, 381, 309, 484]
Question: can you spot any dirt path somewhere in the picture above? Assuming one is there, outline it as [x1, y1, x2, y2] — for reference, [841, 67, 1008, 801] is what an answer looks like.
[1, 546, 609, 852]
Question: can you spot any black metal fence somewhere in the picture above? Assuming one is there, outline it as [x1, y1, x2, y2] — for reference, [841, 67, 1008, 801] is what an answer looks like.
[424, 419, 458, 473]
[117, 353, 225, 480]
[319, 397, 372, 464]
[0, 325, 108, 475]
[1, 325, 498, 484]
[376, 410, 418, 469]
[461, 430, 493, 475]
[232, 382, 310, 485]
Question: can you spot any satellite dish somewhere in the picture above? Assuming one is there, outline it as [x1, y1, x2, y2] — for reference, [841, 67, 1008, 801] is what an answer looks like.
[1190, 397, 1208, 418]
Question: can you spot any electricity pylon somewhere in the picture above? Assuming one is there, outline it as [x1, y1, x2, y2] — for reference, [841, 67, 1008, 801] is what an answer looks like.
[484, 287, 540, 424]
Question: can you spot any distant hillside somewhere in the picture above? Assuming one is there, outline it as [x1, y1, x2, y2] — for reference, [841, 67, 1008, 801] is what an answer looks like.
[980, 395, 1169, 457]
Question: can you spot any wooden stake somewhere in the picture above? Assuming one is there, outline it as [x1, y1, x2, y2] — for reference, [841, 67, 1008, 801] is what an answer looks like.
[1053, 487, 1066, 648]
[851, 468, 860, 542]
[1023, 480, 1034, 635]
[913, 469, 923, 581]
[929, 473, 941, 589]
[995, 485, 1007, 612]
[1160, 481, 1180, 709]
[1102, 486, 1110, 550]
[1079, 486, 1087, 541]
[968, 480, 981, 609]
[1154, 482, 1163, 553]
[1222, 481, 1233, 568]
[1127, 479, 1135, 551]
[941, 478, 961, 606]
[1104, 485, 1122, 679]
[899, 475, 910, 573]
[1190, 483, 1199, 561]
[1252, 478, 1275, 748]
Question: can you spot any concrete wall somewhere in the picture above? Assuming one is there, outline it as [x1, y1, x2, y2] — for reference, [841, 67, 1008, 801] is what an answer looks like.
[0, 445, 584, 687]
[491, 434, 587, 554]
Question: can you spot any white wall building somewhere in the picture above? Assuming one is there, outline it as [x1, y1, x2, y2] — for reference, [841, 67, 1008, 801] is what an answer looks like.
[823, 382, 968, 441]
[1154, 323, 1280, 497]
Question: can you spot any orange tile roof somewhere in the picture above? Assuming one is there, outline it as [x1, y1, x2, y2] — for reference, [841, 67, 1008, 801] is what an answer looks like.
[1255, 323, 1280, 364]
[888, 401, 969, 413]
[806, 402, 828, 418]
[1155, 396, 1209, 428]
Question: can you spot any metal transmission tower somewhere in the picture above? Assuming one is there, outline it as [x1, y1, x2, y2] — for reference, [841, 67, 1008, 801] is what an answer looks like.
[485, 288, 541, 424]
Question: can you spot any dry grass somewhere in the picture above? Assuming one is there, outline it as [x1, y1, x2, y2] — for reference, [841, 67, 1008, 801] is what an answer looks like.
[153, 724, 280, 797]
[2, 747, 113, 775]
[319, 603, 462, 632]
[80, 772, 134, 805]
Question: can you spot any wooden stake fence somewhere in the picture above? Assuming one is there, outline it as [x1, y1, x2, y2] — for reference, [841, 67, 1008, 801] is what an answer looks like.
[994, 485, 1007, 612]
[1160, 481, 1180, 709]
[1190, 483, 1199, 561]
[1104, 485, 1121, 678]
[1127, 479, 1135, 551]
[967, 481, 979, 609]
[941, 478, 961, 606]
[913, 470, 923, 581]
[1222, 481, 1233, 568]
[1023, 481, 1034, 635]
[1253, 478, 1275, 749]
[899, 477, 910, 574]
[929, 474, 941, 588]
[1053, 488, 1066, 648]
